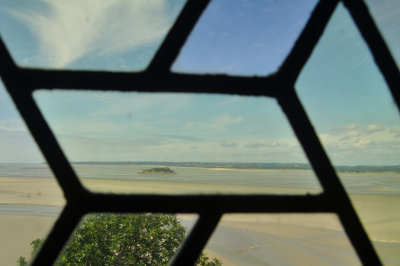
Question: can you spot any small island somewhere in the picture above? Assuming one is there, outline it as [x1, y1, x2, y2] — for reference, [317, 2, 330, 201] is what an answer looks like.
[139, 167, 176, 174]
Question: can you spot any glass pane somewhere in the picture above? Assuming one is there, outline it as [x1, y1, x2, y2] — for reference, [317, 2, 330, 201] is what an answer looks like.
[34, 91, 321, 195]
[296, 4, 400, 265]
[365, 0, 400, 66]
[0, 0, 186, 71]
[55, 213, 197, 265]
[172, 0, 318, 76]
[204, 214, 360, 265]
[0, 79, 65, 265]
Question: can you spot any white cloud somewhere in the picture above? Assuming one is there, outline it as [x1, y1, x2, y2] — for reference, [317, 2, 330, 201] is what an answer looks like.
[0, 130, 44, 163]
[332, 123, 358, 131]
[0, 119, 27, 132]
[8, 0, 176, 67]
[185, 113, 243, 132]
[244, 140, 279, 149]
[51, 130, 309, 163]
[366, 124, 385, 133]
[339, 130, 360, 141]
[353, 139, 371, 147]
[132, 137, 306, 163]
[220, 141, 237, 148]
[319, 125, 400, 165]
[213, 114, 243, 127]
[390, 127, 400, 138]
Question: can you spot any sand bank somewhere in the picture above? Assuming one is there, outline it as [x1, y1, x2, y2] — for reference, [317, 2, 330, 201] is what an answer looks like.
[0, 177, 65, 206]
[81, 177, 319, 194]
[349, 194, 400, 244]
[206, 213, 360, 265]
[0, 215, 57, 266]
[0, 176, 399, 265]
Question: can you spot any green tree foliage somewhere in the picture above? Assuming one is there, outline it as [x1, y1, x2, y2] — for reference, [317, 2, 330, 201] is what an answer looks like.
[16, 257, 27, 266]
[196, 254, 223, 266]
[17, 238, 42, 266]
[61, 214, 185, 265]
[19, 214, 221, 265]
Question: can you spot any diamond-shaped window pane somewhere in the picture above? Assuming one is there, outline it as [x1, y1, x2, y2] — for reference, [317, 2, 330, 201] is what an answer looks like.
[0, 0, 186, 71]
[0, 79, 65, 265]
[365, 0, 400, 66]
[296, 4, 400, 264]
[203, 214, 360, 265]
[171, 0, 318, 76]
[56, 213, 197, 265]
[33, 91, 322, 195]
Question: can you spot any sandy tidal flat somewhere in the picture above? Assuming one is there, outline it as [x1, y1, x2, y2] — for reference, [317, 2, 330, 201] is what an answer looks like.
[204, 214, 360, 266]
[0, 177, 65, 206]
[0, 215, 57, 266]
[0, 175, 399, 265]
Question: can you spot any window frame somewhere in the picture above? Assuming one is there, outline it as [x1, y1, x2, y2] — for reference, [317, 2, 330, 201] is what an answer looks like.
[0, 0, 399, 265]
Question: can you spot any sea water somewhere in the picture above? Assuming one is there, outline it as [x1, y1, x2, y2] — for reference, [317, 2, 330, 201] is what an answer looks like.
[1, 163, 400, 194]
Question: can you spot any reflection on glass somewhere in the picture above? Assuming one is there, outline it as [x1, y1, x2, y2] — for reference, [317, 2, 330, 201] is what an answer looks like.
[172, 0, 318, 76]
[0, 80, 65, 265]
[34, 91, 321, 195]
[204, 214, 360, 265]
[296, 4, 400, 265]
[0, 0, 186, 70]
[365, 0, 400, 65]
[48, 213, 196, 265]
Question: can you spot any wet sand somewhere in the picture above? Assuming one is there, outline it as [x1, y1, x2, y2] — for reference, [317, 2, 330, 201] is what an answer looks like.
[81, 177, 319, 194]
[0, 176, 399, 265]
[0, 177, 65, 206]
[203, 214, 360, 265]
[0, 215, 57, 266]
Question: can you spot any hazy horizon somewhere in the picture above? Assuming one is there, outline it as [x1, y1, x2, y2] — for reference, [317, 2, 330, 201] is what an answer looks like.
[1, 161, 399, 169]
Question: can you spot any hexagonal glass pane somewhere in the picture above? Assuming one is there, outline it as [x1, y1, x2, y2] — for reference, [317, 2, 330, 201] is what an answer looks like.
[365, 0, 400, 66]
[203, 214, 360, 265]
[296, 4, 400, 265]
[172, 0, 318, 76]
[0, 79, 65, 265]
[0, 0, 186, 71]
[53, 213, 197, 265]
[34, 91, 322, 195]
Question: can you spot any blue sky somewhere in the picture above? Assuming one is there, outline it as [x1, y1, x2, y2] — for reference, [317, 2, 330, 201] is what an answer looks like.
[0, 0, 399, 165]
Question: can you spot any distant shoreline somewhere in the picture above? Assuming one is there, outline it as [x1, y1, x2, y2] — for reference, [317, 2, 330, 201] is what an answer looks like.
[70, 161, 400, 173]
